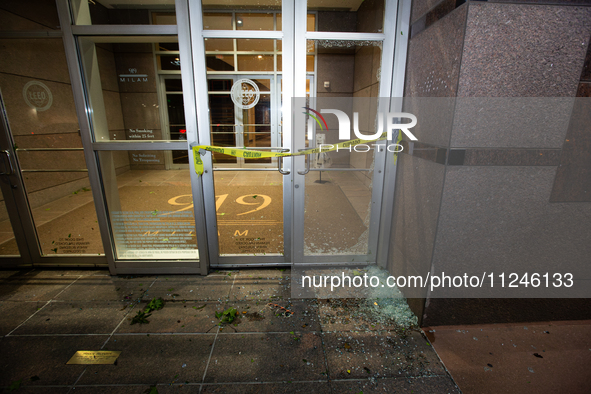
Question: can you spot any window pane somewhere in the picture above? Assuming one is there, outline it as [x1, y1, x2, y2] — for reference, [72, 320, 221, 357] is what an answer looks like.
[205, 38, 233, 52]
[0, 33, 105, 256]
[303, 40, 383, 256]
[78, 38, 183, 142]
[99, 151, 199, 260]
[237, 55, 274, 72]
[74, 1, 176, 25]
[159, 55, 181, 71]
[236, 13, 274, 30]
[237, 38, 274, 52]
[203, 12, 233, 30]
[206, 55, 235, 72]
[308, 0, 383, 33]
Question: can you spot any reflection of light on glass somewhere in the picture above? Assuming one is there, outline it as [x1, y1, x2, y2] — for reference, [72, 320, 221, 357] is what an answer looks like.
[30, 107, 38, 123]
[257, 55, 262, 59]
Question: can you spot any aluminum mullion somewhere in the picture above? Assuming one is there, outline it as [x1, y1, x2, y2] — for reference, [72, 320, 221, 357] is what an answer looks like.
[71, 25, 178, 36]
[305, 31, 385, 41]
[365, 0, 399, 266]
[202, 30, 282, 39]
[216, 255, 284, 265]
[292, 0, 307, 265]
[188, 0, 221, 269]
[206, 51, 277, 54]
[176, 0, 210, 275]
[377, 0, 412, 269]
[282, 0, 296, 265]
[92, 142, 188, 150]
[55, 0, 112, 270]
[301, 255, 376, 264]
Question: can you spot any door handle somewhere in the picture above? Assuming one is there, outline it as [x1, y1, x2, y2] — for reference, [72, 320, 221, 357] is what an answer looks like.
[278, 155, 290, 175]
[297, 149, 310, 175]
[0, 150, 14, 175]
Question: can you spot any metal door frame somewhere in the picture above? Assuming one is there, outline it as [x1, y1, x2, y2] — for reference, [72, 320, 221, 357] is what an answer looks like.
[57, 0, 210, 274]
[188, 0, 290, 267]
[291, 0, 405, 266]
[0, 51, 107, 268]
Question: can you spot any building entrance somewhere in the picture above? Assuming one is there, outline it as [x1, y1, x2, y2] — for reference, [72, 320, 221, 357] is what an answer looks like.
[0, 0, 409, 274]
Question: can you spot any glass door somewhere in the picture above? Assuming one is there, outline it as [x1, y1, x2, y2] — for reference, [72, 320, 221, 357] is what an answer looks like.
[191, 3, 289, 266]
[0, 5, 108, 267]
[191, 0, 398, 268]
[0, 91, 30, 266]
[292, 0, 397, 265]
[59, 0, 210, 274]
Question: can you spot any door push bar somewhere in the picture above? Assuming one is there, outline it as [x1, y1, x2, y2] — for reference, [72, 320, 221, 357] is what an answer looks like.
[0, 150, 14, 175]
[297, 149, 310, 175]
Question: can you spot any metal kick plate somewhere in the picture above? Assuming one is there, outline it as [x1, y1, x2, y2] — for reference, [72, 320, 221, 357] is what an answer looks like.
[66, 350, 121, 365]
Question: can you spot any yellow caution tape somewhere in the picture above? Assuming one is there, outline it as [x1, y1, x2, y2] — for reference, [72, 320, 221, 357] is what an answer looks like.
[192, 131, 402, 175]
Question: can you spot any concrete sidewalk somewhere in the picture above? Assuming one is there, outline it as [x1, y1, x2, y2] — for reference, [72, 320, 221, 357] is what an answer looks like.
[0, 269, 459, 393]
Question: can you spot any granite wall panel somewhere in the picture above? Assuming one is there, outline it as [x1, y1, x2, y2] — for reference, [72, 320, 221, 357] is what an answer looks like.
[0, 74, 78, 137]
[119, 93, 161, 132]
[317, 12, 357, 32]
[405, 5, 468, 99]
[430, 166, 591, 277]
[0, 0, 60, 30]
[550, 97, 591, 202]
[450, 98, 575, 148]
[356, 0, 384, 33]
[97, 46, 119, 93]
[0, 9, 47, 30]
[316, 54, 355, 94]
[581, 41, 591, 82]
[388, 153, 446, 319]
[353, 46, 377, 92]
[461, 148, 561, 166]
[393, 0, 591, 325]
[411, 0, 447, 24]
[0, 39, 71, 84]
[456, 3, 591, 97]
[388, 154, 446, 290]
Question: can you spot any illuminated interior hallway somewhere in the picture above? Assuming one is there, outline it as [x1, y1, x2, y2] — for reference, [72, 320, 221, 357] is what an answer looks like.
[0, 169, 373, 258]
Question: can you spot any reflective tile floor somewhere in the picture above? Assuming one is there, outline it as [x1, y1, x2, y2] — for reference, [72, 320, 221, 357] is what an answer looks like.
[0, 269, 459, 393]
[0, 168, 373, 256]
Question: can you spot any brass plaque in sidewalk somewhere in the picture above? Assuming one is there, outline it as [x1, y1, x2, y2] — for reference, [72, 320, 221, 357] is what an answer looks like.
[66, 350, 121, 365]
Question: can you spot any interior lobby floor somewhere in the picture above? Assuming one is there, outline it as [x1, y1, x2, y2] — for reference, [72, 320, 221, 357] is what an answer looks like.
[1, 268, 590, 393]
[0, 168, 373, 257]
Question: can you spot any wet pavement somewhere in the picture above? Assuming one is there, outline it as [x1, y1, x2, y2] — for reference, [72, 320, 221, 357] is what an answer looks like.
[0, 268, 459, 393]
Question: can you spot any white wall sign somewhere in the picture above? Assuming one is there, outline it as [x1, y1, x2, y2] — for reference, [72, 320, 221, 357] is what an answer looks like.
[23, 81, 53, 111]
[231, 78, 260, 109]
